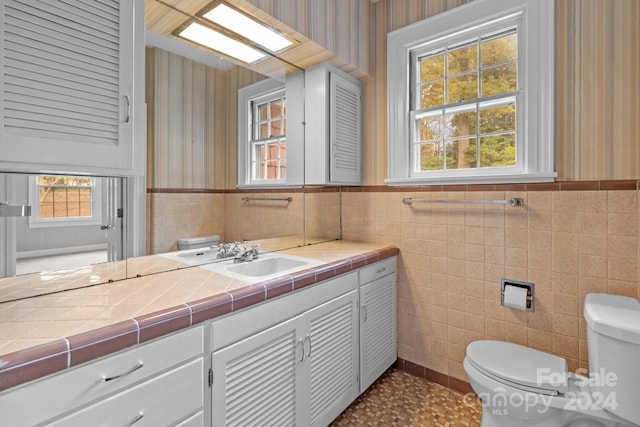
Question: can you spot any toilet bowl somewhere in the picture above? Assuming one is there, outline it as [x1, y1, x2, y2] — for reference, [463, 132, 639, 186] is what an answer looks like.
[464, 293, 640, 427]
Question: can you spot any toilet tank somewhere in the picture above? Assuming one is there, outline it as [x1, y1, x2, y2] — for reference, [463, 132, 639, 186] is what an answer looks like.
[584, 293, 640, 426]
[177, 235, 220, 250]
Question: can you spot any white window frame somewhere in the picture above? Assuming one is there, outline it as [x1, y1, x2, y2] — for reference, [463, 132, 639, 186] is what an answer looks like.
[28, 175, 102, 228]
[387, 0, 555, 185]
[237, 74, 304, 188]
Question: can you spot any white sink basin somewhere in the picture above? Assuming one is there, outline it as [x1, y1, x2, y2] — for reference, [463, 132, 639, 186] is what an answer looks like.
[200, 252, 324, 283]
[161, 246, 221, 265]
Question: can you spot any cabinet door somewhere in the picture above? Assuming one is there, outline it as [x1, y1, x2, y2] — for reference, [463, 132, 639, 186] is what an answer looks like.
[211, 316, 305, 427]
[329, 72, 362, 184]
[0, 0, 137, 173]
[360, 274, 397, 392]
[302, 289, 359, 427]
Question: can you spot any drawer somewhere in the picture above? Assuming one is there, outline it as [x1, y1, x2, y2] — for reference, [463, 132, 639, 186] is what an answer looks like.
[359, 257, 395, 285]
[175, 411, 204, 427]
[48, 358, 204, 427]
[0, 325, 203, 427]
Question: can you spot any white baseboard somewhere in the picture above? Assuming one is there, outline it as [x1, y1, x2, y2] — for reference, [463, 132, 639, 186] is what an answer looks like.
[16, 244, 108, 259]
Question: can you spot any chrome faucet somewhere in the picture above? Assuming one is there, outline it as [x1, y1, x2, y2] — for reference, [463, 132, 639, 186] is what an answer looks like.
[216, 242, 245, 259]
[233, 244, 261, 263]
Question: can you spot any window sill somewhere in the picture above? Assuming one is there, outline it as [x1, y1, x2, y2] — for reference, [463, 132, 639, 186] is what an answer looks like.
[385, 172, 557, 186]
[28, 219, 103, 229]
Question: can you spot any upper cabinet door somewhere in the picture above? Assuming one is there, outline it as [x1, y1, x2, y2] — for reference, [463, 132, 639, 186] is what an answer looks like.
[0, 0, 139, 174]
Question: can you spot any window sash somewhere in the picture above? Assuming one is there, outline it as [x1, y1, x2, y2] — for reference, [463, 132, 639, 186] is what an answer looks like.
[409, 25, 522, 177]
[249, 90, 287, 184]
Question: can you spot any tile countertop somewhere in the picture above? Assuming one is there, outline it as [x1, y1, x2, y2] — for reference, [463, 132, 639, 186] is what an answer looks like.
[0, 240, 398, 392]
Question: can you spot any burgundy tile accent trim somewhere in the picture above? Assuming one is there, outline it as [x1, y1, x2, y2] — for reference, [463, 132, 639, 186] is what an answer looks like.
[314, 264, 336, 282]
[522, 183, 560, 191]
[403, 359, 426, 378]
[494, 184, 527, 191]
[397, 357, 474, 396]
[228, 284, 266, 311]
[0, 339, 69, 392]
[350, 255, 367, 270]
[147, 188, 223, 194]
[363, 251, 381, 265]
[228, 188, 305, 194]
[600, 180, 638, 190]
[425, 367, 450, 388]
[68, 320, 138, 367]
[559, 181, 600, 191]
[342, 180, 637, 193]
[332, 259, 353, 276]
[291, 268, 317, 290]
[302, 186, 340, 193]
[136, 305, 192, 343]
[189, 293, 233, 325]
[449, 376, 475, 394]
[264, 276, 294, 300]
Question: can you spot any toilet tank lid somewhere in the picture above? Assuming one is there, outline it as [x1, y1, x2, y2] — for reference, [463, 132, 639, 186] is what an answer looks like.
[584, 293, 640, 345]
[177, 235, 221, 245]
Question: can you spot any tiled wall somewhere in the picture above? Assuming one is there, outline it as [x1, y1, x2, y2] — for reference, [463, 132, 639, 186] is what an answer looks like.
[147, 192, 225, 254]
[341, 184, 640, 382]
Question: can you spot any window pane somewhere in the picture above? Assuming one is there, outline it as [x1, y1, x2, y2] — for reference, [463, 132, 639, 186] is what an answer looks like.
[481, 33, 517, 67]
[259, 123, 268, 139]
[270, 119, 282, 136]
[270, 100, 282, 117]
[445, 111, 477, 138]
[447, 44, 477, 75]
[481, 62, 517, 96]
[417, 116, 442, 142]
[480, 104, 516, 134]
[258, 103, 268, 120]
[480, 134, 516, 167]
[79, 188, 92, 216]
[446, 139, 477, 169]
[447, 72, 478, 103]
[280, 158, 287, 179]
[67, 189, 80, 216]
[419, 142, 443, 171]
[420, 80, 444, 109]
[266, 160, 278, 179]
[420, 53, 444, 81]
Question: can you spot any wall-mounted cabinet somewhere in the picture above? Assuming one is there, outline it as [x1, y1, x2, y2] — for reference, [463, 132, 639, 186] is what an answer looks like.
[304, 63, 362, 186]
[0, 0, 145, 176]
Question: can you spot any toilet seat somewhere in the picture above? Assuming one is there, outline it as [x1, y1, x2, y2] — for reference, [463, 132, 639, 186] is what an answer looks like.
[466, 340, 569, 396]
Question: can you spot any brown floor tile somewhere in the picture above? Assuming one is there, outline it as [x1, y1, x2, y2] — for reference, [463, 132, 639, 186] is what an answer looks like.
[331, 369, 482, 427]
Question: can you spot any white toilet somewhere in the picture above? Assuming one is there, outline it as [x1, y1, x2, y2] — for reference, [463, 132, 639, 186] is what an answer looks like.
[464, 293, 640, 427]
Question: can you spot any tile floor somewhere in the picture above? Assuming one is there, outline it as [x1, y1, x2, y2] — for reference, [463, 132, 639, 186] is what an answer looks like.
[331, 369, 483, 427]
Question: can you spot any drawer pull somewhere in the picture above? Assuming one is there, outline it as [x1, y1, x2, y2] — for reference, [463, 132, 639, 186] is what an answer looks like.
[125, 411, 144, 427]
[362, 305, 368, 323]
[376, 267, 386, 274]
[297, 339, 304, 363]
[102, 361, 144, 382]
[304, 335, 312, 358]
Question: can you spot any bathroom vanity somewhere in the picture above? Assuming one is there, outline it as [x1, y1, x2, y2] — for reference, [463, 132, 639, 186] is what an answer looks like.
[0, 242, 397, 426]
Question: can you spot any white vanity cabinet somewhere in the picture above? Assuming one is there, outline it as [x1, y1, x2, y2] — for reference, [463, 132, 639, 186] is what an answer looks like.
[304, 63, 362, 185]
[210, 272, 359, 426]
[359, 258, 397, 392]
[0, 325, 204, 426]
[0, 0, 144, 175]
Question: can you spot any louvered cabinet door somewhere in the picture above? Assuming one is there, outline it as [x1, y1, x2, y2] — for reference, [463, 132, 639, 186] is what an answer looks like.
[0, 0, 137, 172]
[329, 72, 361, 184]
[302, 289, 359, 427]
[211, 315, 305, 427]
[360, 275, 397, 392]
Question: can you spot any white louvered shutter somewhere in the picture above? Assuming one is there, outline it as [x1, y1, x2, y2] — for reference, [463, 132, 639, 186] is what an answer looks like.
[0, 0, 134, 170]
[329, 71, 361, 184]
[305, 290, 359, 427]
[212, 316, 304, 427]
[360, 275, 397, 392]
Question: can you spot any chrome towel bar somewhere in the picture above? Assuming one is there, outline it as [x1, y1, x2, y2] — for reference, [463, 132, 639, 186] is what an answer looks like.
[241, 196, 293, 203]
[402, 197, 524, 207]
